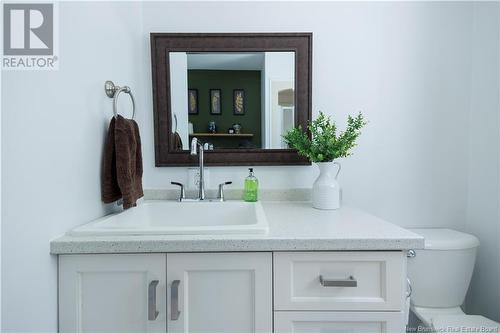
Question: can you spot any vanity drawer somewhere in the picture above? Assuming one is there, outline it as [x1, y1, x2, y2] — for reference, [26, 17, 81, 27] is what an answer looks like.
[274, 311, 405, 333]
[273, 252, 405, 311]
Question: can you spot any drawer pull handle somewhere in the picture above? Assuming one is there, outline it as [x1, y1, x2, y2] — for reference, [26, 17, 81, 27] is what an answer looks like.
[148, 280, 159, 321]
[171, 280, 181, 320]
[319, 275, 357, 287]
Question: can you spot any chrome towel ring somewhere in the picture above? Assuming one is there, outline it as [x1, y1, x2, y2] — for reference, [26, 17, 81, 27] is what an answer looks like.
[104, 80, 136, 119]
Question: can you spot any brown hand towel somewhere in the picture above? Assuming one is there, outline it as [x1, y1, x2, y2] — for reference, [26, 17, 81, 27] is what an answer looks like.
[171, 131, 183, 151]
[102, 115, 144, 209]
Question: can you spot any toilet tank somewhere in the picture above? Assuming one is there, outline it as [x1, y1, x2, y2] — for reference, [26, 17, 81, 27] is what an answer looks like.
[408, 228, 479, 308]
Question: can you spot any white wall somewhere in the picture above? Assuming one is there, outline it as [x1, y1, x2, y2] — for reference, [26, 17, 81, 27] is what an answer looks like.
[139, 1, 473, 229]
[0, 21, 3, 331]
[1, 2, 142, 332]
[464, 2, 500, 322]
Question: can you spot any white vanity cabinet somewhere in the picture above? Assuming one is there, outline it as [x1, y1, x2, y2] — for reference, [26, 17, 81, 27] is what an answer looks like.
[166, 253, 272, 333]
[273, 251, 407, 333]
[59, 254, 167, 333]
[274, 311, 404, 333]
[58, 251, 406, 333]
[58, 252, 272, 333]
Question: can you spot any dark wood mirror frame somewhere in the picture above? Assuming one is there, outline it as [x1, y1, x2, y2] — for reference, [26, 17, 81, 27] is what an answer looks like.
[150, 33, 312, 166]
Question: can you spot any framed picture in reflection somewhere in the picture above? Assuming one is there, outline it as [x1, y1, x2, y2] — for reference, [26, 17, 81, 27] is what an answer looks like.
[233, 89, 245, 115]
[210, 89, 222, 115]
[188, 89, 199, 115]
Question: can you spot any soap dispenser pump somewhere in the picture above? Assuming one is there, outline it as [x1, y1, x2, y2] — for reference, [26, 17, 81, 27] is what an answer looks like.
[244, 168, 259, 202]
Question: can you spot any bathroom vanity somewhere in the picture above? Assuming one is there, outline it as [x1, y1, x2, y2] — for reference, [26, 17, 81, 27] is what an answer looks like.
[50, 33, 424, 333]
[51, 201, 424, 333]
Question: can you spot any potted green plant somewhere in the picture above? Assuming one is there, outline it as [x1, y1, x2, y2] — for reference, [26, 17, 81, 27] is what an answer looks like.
[284, 111, 366, 209]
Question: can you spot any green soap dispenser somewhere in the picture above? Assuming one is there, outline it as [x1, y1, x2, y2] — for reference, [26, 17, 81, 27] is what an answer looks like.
[244, 168, 259, 202]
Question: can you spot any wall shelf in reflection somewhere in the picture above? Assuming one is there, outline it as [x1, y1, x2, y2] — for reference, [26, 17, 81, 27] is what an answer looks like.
[189, 133, 254, 138]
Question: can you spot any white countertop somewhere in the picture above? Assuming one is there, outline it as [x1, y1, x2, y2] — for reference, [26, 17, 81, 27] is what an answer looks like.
[50, 201, 424, 254]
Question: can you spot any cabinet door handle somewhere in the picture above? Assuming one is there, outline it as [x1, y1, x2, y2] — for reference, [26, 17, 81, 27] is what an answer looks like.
[319, 275, 357, 287]
[171, 280, 181, 320]
[148, 280, 159, 321]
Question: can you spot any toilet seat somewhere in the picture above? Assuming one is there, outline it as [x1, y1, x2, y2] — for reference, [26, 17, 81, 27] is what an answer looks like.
[412, 306, 500, 331]
[433, 315, 500, 331]
[411, 306, 465, 327]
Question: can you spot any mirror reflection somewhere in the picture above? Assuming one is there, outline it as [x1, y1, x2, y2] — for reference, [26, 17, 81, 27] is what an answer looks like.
[169, 52, 295, 150]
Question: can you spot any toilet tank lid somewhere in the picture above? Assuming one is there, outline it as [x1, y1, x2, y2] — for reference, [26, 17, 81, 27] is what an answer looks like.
[409, 228, 479, 250]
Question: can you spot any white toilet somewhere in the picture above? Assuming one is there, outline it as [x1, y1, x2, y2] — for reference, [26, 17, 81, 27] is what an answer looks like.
[408, 228, 500, 331]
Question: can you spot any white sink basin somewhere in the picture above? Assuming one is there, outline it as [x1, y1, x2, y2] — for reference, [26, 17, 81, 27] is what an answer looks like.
[68, 201, 269, 236]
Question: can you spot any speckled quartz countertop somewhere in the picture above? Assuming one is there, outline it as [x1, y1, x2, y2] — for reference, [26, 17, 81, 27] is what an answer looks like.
[50, 201, 424, 254]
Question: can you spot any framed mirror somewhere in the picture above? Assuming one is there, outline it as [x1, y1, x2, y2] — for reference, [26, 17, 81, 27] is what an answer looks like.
[150, 33, 312, 166]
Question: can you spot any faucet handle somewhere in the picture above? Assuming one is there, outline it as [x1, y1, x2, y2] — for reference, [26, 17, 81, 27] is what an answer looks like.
[218, 181, 232, 201]
[171, 182, 186, 201]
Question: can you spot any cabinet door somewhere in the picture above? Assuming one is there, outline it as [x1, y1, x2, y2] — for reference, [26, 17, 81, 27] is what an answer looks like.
[167, 252, 272, 333]
[59, 254, 166, 333]
[275, 311, 405, 333]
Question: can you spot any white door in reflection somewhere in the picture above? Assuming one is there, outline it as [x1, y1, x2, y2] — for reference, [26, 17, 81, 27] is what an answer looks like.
[269, 83, 295, 149]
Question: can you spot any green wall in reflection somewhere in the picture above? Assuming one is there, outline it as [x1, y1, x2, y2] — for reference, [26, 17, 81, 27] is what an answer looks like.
[188, 70, 262, 148]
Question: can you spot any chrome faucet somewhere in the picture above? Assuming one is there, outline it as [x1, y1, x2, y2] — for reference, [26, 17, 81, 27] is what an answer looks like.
[170, 138, 232, 201]
[190, 137, 205, 200]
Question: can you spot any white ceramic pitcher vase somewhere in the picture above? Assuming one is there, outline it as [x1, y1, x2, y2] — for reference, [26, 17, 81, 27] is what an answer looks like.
[312, 161, 342, 210]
